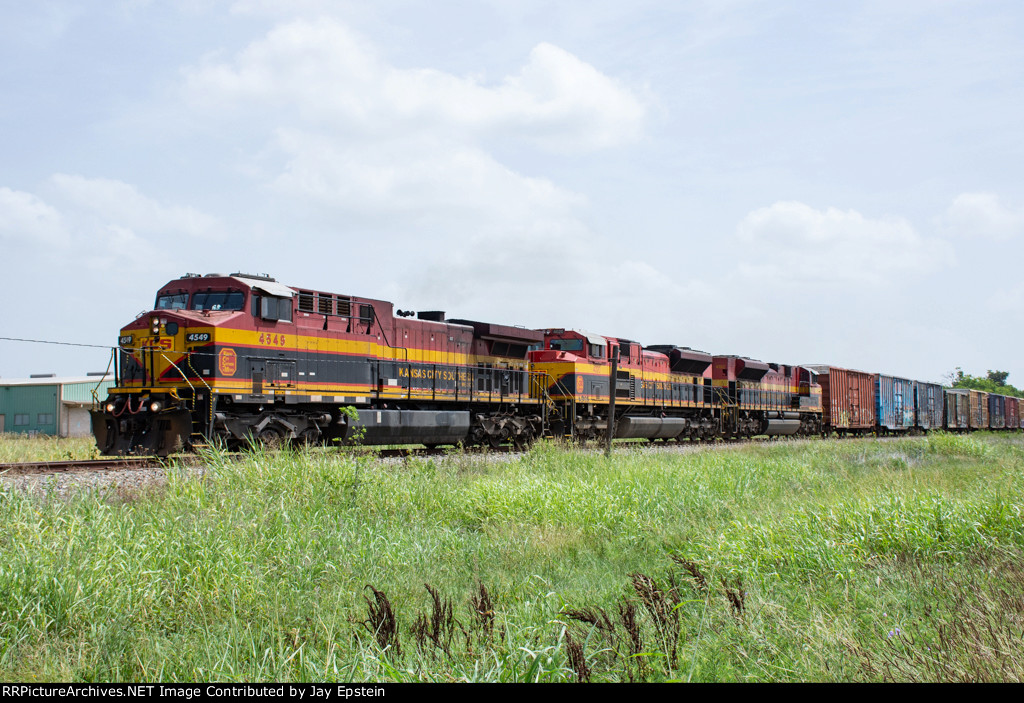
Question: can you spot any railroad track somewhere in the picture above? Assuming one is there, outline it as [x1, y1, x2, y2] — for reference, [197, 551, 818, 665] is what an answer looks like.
[0, 456, 172, 476]
[0, 444, 517, 477]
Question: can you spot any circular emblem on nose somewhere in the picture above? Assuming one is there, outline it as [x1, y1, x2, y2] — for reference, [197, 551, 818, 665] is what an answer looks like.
[219, 348, 237, 377]
[576, 375, 584, 393]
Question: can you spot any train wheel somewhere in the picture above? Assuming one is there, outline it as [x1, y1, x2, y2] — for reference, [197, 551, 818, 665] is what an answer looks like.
[514, 429, 535, 452]
[295, 427, 321, 448]
[257, 427, 285, 449]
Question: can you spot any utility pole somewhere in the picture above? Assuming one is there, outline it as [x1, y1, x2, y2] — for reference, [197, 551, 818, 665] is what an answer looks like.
[606, 345, 618, 458]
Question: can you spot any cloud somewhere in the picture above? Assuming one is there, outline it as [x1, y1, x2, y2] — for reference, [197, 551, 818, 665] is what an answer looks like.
[401, 215, 712, 337]
[269, 130, 584, 219]
[173, 15, 657, 329]
[736, 200, 954, 285]
[0, 187, 68, 245]
[0, 177, 221, 271]
[50, 174, 221, 239]
[181, 18, 646, 152]
[942, 192, 1024, 241]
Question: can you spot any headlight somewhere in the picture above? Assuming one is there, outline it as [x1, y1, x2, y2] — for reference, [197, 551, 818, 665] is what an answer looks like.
[150, 401, 162, 413]
[105, 403, 115, 413]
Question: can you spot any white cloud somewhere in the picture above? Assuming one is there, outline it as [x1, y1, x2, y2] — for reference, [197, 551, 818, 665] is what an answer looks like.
[736, 200, 953, 285]
[181, 18, 646, 152]
[0, 177, 221, 273]
[402, 216, 711, 337]
[942, 192, 1024, 241]
[174, 15, 656, 326]
[50, 174, 221, 239]
[0, 187, 68, 245]
[270, 130, 584, 219]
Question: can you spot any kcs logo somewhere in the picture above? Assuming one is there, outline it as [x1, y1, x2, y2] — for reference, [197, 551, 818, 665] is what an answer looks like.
[218, 348, 237, 377]
[141, 338, 172, 351]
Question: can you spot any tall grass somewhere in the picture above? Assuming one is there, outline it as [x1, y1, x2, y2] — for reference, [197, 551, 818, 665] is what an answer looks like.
[0, 434, 99, 463]
[1, 432, 1023, 681]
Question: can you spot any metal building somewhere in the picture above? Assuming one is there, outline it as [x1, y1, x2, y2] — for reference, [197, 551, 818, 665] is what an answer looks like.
[0, 374, 114, 437]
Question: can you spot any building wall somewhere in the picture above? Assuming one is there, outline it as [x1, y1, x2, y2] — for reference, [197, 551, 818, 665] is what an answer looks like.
[0, 378, 112, 437]
[62, 406, 94, 438]
[62, 380, 113, 405]
[0, 385, 59, 436]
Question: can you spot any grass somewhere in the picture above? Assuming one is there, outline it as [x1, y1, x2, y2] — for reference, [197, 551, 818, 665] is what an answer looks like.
[0, 434, 100, 463]
[0, 432, 1023, 681]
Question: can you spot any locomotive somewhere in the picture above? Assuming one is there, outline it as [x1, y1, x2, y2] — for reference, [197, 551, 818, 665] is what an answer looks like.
[91, 273, 1021, 456]
[91, 273, 545, 455]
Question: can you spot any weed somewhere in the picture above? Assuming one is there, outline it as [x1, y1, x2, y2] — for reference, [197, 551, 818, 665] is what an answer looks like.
[564, 630, 591, 683]
[671, 554, 710, 595]
[360, 586, 401, 657]
[630, 572, 683, 666]
[469, 583, 497, 645]
[410, 584, 460, 658]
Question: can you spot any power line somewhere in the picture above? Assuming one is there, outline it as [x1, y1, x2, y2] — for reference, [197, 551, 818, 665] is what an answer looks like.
[0, 336, 114, 350]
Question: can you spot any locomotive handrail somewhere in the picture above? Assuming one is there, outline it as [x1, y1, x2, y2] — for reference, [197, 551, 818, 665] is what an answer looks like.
[160, 352, 204, 399]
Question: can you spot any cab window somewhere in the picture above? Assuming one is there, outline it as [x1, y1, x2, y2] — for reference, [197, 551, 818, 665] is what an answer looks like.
[550, 338, 583, 352]
[191, 290, 245, 311]
[256, 295, 293, 322]
[155, 293, 188, 310]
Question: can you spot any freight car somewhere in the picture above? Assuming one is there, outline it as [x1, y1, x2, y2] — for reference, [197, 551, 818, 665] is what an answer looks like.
[875, 374, 916, 434]
[806, 365, 875, 436]
[943, 388, 971, 431]
[916, 381, 944, 431]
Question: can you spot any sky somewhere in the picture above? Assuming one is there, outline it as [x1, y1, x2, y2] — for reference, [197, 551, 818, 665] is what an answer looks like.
[1, 0, 1022, 385]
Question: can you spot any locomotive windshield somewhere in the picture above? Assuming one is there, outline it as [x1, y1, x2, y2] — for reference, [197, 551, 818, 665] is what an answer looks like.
[191, 290, 246, 311]
[549, 338, 584, 352]
[155, 293, 188, 310]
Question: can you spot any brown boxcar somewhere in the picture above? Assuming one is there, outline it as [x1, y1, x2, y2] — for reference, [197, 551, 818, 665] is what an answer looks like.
[1006, 396, 1019, 431]
[969, 390, 990, 429]
[944, 389, 971, 430]
[807, 365, 875, 434]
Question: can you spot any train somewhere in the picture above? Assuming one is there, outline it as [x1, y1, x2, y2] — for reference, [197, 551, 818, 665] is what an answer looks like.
[90, 272, 1023, 456]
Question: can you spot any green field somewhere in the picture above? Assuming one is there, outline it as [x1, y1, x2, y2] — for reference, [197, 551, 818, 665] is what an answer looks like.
[1, 433, 1023, 682]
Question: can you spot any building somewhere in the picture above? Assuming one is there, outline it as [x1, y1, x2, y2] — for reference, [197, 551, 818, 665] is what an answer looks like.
[0, 374, 114, 437]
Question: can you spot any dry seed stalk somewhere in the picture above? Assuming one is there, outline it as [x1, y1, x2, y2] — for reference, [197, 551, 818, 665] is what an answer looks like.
[361, 585, 401, 656]
[565, 630, 592, 683]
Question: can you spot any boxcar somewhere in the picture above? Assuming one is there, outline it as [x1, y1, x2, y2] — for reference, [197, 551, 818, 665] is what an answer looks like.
[1006, 396, 1019, 431]
[969, 390, 990, 429]
[808, 365, 875, 435]
[915, 381, 944, 431]
[988, 394, 1007, 429]
[876, 374, 916, 433]
[944, 389, 971, 430]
